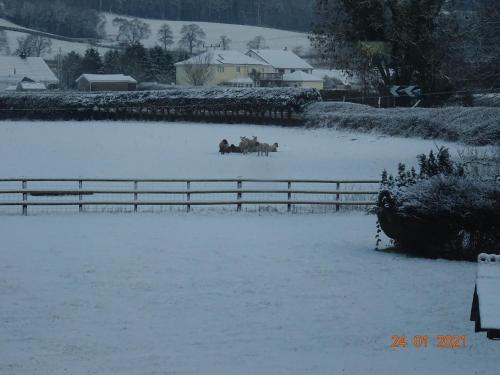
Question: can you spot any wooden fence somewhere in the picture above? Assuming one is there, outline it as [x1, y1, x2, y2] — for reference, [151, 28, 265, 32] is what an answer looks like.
[0, 178, 381, 215]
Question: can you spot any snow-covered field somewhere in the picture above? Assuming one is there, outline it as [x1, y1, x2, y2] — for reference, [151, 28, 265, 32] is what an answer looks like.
[0, 121, 498, 374]
[102, 13, 310, 52]
[0, 120, 462, 179]
[1, 214, 498, 374]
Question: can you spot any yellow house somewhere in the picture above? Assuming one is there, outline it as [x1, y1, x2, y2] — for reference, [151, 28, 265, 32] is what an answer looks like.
[175, 50, 273, 87]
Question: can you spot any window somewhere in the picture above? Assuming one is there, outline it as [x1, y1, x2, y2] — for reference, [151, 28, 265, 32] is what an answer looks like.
[236, 66, 241, 73]
[217, 66, 225, 73]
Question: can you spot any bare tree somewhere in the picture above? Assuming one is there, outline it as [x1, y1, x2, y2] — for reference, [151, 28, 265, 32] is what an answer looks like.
[15, 35, 52, 57]
[182, 52, 214, 86]
[219, 35, 231, 50]
[113, 17, 151, 46]
[178, 24, 206, 54]
[157, 24, 174, 51]
[247, 36, 266, 50]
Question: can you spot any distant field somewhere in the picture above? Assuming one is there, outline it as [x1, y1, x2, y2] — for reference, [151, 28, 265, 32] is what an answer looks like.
[102, 13, 311, 52]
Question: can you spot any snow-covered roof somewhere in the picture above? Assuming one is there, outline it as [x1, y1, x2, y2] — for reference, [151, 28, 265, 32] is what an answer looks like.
[283, 71, 323, 82]
[175, 50, 269, 66]
[0, 56, 59, 84]
[247, 49, 313, 70]
[17, 82, 47, 91]
[76, 74, 138, 84]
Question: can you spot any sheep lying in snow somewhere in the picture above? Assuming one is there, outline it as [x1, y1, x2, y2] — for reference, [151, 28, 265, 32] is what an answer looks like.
[219, 139, 230, 154]
[219, 139, 241, 154]
[218, 137, 278, 155]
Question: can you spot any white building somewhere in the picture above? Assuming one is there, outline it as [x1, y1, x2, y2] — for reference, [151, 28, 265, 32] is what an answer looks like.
[245, 49, 323, 89]
[76, 74, 138, 92]
[0, 56, 58, 91]
[282, 71, 324, 89]
[246, 49, 314, 75]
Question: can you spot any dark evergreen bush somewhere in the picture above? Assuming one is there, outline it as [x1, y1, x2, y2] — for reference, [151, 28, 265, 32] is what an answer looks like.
[377, 147, 500, 260]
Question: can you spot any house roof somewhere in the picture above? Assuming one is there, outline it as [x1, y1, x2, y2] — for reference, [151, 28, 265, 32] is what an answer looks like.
[175, 50, 269, 66]
[0, 56, 59, 84]
[247, 49, 313, 70]
[283, 71, 323, 82]
[76, 74, 138, 84]
[17, 82, 47, 90]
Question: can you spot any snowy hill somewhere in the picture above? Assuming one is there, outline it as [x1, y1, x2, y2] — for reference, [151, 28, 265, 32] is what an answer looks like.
[0, 13, 312, 59]
[101, 13, 311, 52]
[0, 18, 112, 58]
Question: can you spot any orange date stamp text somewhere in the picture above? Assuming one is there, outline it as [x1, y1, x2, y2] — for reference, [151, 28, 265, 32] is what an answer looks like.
[391, 335, 467, 349]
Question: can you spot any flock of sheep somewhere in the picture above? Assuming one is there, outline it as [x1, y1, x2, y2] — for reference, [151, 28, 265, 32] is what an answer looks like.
[219, 137, 279, 156]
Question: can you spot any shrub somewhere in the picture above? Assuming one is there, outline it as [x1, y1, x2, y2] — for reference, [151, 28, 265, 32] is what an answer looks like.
[377, 147, 500, 260]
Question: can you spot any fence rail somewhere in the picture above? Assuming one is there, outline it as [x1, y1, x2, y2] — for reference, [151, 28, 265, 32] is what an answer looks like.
[0, 178, 381, 215]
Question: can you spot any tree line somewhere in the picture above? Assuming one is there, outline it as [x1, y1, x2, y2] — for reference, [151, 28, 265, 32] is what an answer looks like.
[0, 0, 103, 38]
[61, 45, 189, 89]
[0, 0, 316, 37]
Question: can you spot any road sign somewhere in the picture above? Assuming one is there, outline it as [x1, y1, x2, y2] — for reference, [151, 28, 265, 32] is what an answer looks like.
[390, 85, 401, 97]
[390, 85, 422, 98]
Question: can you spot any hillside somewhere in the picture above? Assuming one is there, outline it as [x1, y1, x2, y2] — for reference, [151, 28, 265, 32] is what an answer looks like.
[0, 18, 112, 58]
[102, 13, 311, 52]
[0, 13, 312, 59]
[0, 0, 315, 34]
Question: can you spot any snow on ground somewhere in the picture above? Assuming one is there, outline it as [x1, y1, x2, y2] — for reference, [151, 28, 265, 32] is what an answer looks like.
[0, 121, 497, 373]
[1, 214, 498, 374]
[0, 120, 463, 179]
[102, 13, 311, 52]
[304, 102, 500, 146]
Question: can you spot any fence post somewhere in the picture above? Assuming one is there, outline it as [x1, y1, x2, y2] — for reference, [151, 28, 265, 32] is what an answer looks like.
[79, 180, 83, 212]
[287, 181, 292, 212]
[22, 179, 27, 216]
[187, 181, 191, 213]
[134, 181, 138, 213]
[237, 180, 242, 212]
[336, 182, 341, 212]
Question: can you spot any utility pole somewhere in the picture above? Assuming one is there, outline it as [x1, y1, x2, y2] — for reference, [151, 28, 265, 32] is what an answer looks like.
[257, 0, 261, 26]
[58, 47, 63, 88]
